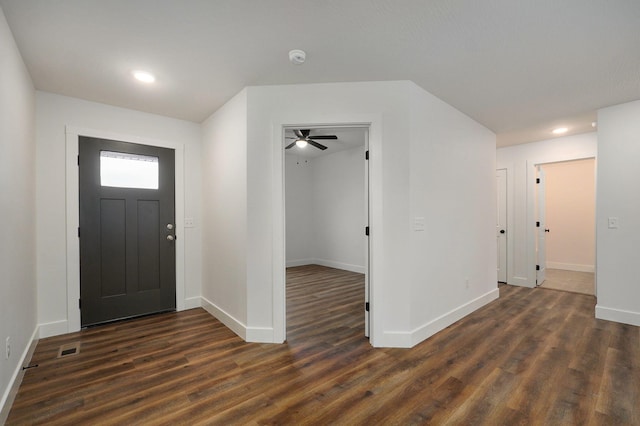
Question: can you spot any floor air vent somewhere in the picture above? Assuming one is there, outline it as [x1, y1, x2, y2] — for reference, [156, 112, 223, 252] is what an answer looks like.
[57, 342, 81, 358]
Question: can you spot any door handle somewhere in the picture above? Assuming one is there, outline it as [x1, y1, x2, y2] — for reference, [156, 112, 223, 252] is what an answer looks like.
[167, 235, 175, 241]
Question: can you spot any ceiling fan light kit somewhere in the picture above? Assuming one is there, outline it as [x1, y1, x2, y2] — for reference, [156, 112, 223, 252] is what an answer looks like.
[285, 129, 337, 151]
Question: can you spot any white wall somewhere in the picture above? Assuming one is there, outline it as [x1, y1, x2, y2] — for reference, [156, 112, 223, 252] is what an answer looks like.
[36, 91, 202, 336]
[206, 80, 497, 347]
[241, 81, 415, 345]
[285, 146, 366, 273]
[285, 155, 314, 265]
[200, 89, 248, 336]
[496, 133, 597, 287]
[408, 85, 497, 344]
[541, 159, 595, 272]
[596, 100, 640, 326]
[0, 6, 37, 417]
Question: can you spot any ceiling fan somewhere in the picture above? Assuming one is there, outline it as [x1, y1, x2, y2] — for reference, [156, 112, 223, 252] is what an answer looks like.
[285, 129, 337, 150]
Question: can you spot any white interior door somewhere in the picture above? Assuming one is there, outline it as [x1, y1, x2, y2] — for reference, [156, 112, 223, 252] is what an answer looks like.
[496, 169, 507, 282]
[536, 166, 547, 285]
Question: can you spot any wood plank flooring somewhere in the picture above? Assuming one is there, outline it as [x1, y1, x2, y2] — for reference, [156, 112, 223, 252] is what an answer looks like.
[6, 265, 640, 425]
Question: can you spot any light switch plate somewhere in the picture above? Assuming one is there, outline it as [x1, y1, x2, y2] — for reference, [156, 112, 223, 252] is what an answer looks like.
[413, 217, 425, 231]
[608, 217, 619, 229]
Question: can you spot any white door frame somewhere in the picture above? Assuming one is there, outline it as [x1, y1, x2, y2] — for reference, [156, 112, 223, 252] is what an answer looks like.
[527, 156, 596, 289]
[281, 125, 371, 338]
[535, 166, 547, 285]
[271, 113, 382, 346]
[65, 126, 186, 333]
[496, 169, 507, 283]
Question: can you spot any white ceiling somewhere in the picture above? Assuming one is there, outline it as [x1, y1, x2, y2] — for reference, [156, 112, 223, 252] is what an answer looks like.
[1, 1, 639, 146]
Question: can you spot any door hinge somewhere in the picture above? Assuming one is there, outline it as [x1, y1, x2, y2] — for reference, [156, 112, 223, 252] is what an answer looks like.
[536, 178, 540, 184]
[79, 299, 81, 309]
[365, 226, 369, 236]
[536, 221, 540, 227]
[365, 302, 370, 312]
[365, 150, 369, 160]
[536, 265, 540, 271]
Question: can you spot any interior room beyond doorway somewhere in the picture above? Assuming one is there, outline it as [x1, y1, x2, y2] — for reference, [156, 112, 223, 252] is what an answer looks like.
[284, 126, 368, 339]
[537, 158, 596, 296]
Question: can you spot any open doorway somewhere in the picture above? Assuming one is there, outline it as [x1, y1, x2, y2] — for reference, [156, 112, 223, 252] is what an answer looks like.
[535, 158, 596, 295]
[283, 126, 370, 341]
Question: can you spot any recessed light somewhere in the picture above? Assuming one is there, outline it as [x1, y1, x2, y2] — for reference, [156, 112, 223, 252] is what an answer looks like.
[552, 127, 568, 135]
[132, 70, 155, 83]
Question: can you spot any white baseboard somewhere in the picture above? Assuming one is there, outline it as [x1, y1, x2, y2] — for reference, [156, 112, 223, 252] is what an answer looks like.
[373, 288, 500, 348]
[0, 327, 39, 424]
[547, 261, 596, 272]
[377, 331, 413, 348]
[595, 305, 640, 327]
[200, 296, 247, 340]
[38, 319, 68, 338]
[40, 298, 203, 338]
[183, 296, 202, 310]
[246, 327, 275, 343]
[286, 258, 365, 274]
[310, 258, 365, 274]
[546, 262, 594, 273]
[410, 288, 500, 347]
[200, 296, 275, 343]
[286, 259, 314, 268]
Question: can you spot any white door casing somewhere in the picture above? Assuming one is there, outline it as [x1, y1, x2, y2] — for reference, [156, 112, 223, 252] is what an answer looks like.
[536, 166, 547, 285]
[273, 115, 381, 346]
[65, 126, 186, 335]
[496, 169, 507, 283]
[364, 128, 370, 337]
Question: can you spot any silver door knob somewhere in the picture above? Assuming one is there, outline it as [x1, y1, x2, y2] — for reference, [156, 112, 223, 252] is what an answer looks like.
[167, 235, 174, 241]
[166, 224, 174, 230]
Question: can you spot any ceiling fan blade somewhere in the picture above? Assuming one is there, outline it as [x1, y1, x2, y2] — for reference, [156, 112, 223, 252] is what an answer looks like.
[307, 139, 327, 150]
[285, 142, 296, 149]
[308, 135, 337, 140]
[293, 129, 303, 138]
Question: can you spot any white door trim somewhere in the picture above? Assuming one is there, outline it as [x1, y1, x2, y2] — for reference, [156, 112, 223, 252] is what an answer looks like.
[271, 113, 383, 346]
[496, 168, 507, 283]
[64, 126, 186, 333]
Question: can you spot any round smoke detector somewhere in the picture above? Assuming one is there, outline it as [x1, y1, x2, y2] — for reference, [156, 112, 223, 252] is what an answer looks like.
[289, 49, 306, 65]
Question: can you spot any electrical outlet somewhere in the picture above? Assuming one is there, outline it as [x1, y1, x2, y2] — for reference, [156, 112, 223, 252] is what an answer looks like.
[5, 336, 10, 359]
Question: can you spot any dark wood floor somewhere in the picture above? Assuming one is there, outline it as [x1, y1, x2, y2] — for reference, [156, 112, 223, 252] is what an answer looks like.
[6, 265, 640, 425]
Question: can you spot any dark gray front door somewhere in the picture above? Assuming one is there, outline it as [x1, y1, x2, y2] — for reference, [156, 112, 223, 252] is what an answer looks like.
[79, 136, 176, 326]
